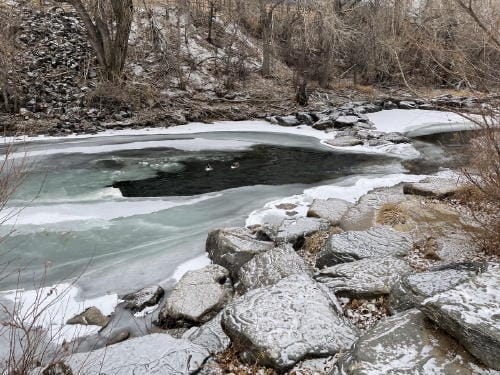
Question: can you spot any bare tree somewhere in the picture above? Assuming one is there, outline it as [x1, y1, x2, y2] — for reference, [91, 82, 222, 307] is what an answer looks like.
[55, 0, 134, 81]
[258, 0, 284, 77]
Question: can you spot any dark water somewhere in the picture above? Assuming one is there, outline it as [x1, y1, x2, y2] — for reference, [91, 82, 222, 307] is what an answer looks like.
[112, 145, 394, 197]
[404, 130, 474, 174]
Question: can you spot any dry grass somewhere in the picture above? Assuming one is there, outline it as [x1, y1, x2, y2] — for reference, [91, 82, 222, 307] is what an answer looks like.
[212, 346, 277, 375]
[376, 203, 407, 226]
[333, 82, 376, 95]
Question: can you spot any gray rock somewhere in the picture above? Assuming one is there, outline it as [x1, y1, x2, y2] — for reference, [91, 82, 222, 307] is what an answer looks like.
[340, 185, 407, 231]
[206, 227, 274, 278]
[66, 306, 109, 327]
[398, 100, 417, 109]
[332, 309, 495, 375]
[238, 245, 310, 291]
[182, 313, 230, 354]
[379, 132, 410, 144]
[390, 263, 483, 312]
[313, 112, 340, 130]
[325, 136, 363, 147]
[297, 112, 314, 124]
[276, 115, 300, 127]
[41, 362, 73, 375]
[420, 267, 500, 370]
[38, 334, 210, 375]
[403, 177, 461, 198]
[315, 257, 412, 298]
[121, 285, 164, 312]
[316, 227, 412, 269]
[383, 100, 398, 110]
[222, 274, 358, 371]
[361, 103, 382, 113]
[307, 198, 354, 226]
[334, 115, 360, 127]
[159, 265, 233, 327]
[259, 217, 331, 248]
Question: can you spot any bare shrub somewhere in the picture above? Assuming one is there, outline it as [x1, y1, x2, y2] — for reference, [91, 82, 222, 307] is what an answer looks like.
[461, 111, 500, 254]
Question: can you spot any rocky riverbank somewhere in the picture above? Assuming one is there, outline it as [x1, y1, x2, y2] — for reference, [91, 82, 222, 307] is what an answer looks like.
[33, 175, 499, 375]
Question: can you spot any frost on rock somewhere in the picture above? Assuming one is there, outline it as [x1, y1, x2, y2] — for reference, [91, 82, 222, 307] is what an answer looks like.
[237, 245, 310, 291]
[206, 227, 275, 278]
[159, 265, 234, 327]
[339, 186, 407, 231]
[315, 257, 412, 298]
[259, 217, 331, 248]
[182, 312, 230, 355]
[403, 177, 462, 199]
[420, 266, 500, 370]
[221, 274, 358, 371]
[316, 227, 412, 269]
[307, 198, 354, 226]
[389, 263, 482, 312]
[36, 334, 210, 375]
[332, 309, 497, 375]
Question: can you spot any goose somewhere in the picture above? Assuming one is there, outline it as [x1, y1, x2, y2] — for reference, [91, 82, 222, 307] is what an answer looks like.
[205, 163, 213, 172]
[231, 162, 240, 169]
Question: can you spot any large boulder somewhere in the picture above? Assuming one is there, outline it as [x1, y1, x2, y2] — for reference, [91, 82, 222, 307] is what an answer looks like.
[238, 245, 310, 291]
[389, 263, 483, 312]
[420, 266, 500, 370]
[206, 227, 274, 278]
[120, 285, 164, 312]
[332, 309, 494, 375]
[259, 217, 331, 248]
[340, 185, 408, 231]
[307, 198, 353, 226]
[159, 265, 233, 327]
[221, 274, 358, 371]
[316, 227, 412, 269]
[315, 257, 412, 298]
[182, 313, 230, 355]
[403, 177, 462, 199]
[37, 334, 210, 375]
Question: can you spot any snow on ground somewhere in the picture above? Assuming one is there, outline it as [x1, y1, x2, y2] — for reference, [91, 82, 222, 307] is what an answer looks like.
[367, 109, 476, 134]
[245, 173, 428, 226]
[0, 283, 118, 344]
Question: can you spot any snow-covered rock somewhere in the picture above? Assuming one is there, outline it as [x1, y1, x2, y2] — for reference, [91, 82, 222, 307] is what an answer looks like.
[259, 217, 331, 248]
[221, 274, 358, 371]
[307, 198, 354, 226]
[159, 265, 233, 327]
[420, 266, 500, 370]
[332, 309, 495, 375]
[121, 285, 164, 312]
[182, 312, 230, 355]
[238, 245, 310, 291]
[389, 263, 482, 312]
[206, 227, 274, 278]
[35, 334, 210, 375]
[316, 227, 412, 269]
[403, 177, 462, 198]
[315, 257, 412, 298]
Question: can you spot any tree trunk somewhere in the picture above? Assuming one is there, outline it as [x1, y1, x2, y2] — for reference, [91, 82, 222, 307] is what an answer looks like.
[55, 0, 133, 81]
[261, 10, 272, 77]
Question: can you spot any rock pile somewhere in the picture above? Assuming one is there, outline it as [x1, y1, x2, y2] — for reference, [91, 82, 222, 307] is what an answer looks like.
[35, 177, 499, 375]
